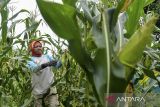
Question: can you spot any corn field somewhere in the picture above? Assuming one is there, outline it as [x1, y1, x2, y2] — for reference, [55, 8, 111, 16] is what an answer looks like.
[0, 0, 160, 107]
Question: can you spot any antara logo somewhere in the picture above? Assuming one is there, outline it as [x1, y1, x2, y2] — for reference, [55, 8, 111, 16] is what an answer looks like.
[105, 94, 146, 105]
[116, 97, 145, 102]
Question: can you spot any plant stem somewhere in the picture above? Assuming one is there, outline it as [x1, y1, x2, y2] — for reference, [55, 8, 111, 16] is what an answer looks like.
[102, 9, 111, 106]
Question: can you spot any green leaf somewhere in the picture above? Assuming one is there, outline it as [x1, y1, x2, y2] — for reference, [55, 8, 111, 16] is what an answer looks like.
[105, 8, 127, 52]
[8, 19, 22, 32]
[143, 69, 157, 81]
[21, 97, 33, 107]
[112, 59, 125, 79]
[62, 0, 77, 7]
[102, 9, 111, 85]
[41, 34, 60, 49]
[111, 0, 126, 29]
[0, 46, 12, 57]
[0, 0, 10, 12]
[36, 0, 80, 40]
[1, 6, 8, 43]
[144, 0, 155, 6]
[101, 0, 108, 6]
[79, 0, 93, 24]
[12, 20, 41, 39]
[68, 40, 93, 67]
[125, 0, 145, 38]
[119, 16, 158, 67]
[93, 49, 107, 106]
[110, 58, 127, 93]
[8, 9, 30, 21]
[92, 17, 105, 48]
[141, 67, 160, 87]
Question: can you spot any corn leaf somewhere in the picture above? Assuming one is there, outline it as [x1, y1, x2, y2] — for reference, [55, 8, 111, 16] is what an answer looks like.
[119, 16, 158, 67]
[93, 49, 107, 106]
[126, 0, 146, 38]
[62, 0, 77, 7]
[8, 9, 30, 21]
[36, 0, 80, 40]
[111, 0, 126, 29]
[1, 7, 8, 43]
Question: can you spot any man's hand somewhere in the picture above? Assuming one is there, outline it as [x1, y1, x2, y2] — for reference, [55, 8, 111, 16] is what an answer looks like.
[48, 60, 57, 66]
[41, 61, 57, 69]
[41, 62, 49, 69]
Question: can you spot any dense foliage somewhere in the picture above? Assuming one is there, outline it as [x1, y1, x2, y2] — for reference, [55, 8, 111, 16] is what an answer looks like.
[0, 0, 160, 107]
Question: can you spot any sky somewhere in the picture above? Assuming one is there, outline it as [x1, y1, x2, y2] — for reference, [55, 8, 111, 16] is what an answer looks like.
[8, 0, 62, 38]
[2, 0, 99, 39]
[8, 0, 97, 37]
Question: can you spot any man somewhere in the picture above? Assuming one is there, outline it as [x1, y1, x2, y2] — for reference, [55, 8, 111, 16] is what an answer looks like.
[27, 40, 61, 107]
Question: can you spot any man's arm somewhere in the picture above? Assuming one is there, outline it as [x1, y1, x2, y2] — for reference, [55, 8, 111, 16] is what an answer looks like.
[27, 60, 57, 72]
[27, 61, 41, 72]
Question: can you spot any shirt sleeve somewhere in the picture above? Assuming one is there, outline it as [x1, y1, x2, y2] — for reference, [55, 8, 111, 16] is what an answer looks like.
[46, 54, 62, 68]
[27, 60, 41, 72]
[47, 54, 54, 62]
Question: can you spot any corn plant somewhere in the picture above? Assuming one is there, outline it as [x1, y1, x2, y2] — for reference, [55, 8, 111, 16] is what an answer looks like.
[0, 1, 45, 106]
[0, 0, 159, 107]
[36, 0, 158, 106]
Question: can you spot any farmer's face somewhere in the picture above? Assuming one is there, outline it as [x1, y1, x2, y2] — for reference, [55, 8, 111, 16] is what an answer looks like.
[33, 42, 42, 55]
